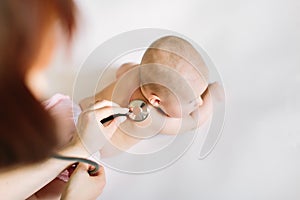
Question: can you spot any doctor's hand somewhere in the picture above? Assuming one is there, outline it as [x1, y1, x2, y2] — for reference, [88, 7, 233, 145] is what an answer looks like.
[61, 163, 106, 200]
[76, 100, 128, 155]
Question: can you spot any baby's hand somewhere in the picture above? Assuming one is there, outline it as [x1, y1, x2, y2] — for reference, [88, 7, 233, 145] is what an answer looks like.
[207, 82, 225, 102]
[190, 83, 216, 128]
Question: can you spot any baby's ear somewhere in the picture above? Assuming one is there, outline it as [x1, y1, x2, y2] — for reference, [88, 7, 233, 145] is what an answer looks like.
[148, 94, 161, 107]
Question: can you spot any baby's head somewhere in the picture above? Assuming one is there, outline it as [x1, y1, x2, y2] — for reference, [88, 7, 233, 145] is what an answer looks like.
[139, 36, 208, 118]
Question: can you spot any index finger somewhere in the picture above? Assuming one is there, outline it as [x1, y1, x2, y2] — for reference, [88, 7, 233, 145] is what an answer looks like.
[83, 100, 120, 113]
[91, 100, 120, 110]
[93, 106, 129, 121]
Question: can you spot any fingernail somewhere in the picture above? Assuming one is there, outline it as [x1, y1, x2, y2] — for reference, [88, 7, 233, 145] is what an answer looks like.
[118, 116, 127, 124]
[115, 108, 129, 114]
[122, 108, 130, 113]
[111, 102, 121, 107]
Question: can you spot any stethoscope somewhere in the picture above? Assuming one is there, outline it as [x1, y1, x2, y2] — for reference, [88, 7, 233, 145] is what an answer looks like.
[100, 99, 149, 123]
[53, 100, 150, 175]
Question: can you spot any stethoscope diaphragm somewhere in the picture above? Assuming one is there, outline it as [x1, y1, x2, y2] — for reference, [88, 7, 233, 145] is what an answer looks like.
[100, 99, 149, 124]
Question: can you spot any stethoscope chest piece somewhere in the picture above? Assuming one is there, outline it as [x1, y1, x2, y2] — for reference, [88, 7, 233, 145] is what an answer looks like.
[127, 100, 149, 122]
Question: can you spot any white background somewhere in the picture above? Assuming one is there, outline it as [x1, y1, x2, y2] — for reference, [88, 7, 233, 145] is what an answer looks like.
[45, 0, 300, 199]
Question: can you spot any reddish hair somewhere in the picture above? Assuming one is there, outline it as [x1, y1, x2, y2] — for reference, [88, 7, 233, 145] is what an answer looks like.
[0, 0, 76, 167]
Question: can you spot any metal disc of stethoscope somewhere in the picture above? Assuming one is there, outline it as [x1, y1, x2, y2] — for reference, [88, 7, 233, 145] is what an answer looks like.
[127, 99, 149, 122]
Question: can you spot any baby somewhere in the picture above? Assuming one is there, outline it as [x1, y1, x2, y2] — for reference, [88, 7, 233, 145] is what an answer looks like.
[80, 36, 213, 155]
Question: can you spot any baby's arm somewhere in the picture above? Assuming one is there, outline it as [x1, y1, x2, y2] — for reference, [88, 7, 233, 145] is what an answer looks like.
[80, 63, 138, 110]
[158, 115, 197, 135]
[79, 82, 116, 110]
[116, 62, 138, 79]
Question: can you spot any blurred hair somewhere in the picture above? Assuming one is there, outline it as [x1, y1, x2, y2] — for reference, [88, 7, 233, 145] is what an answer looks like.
[0, 0, 76, 168]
